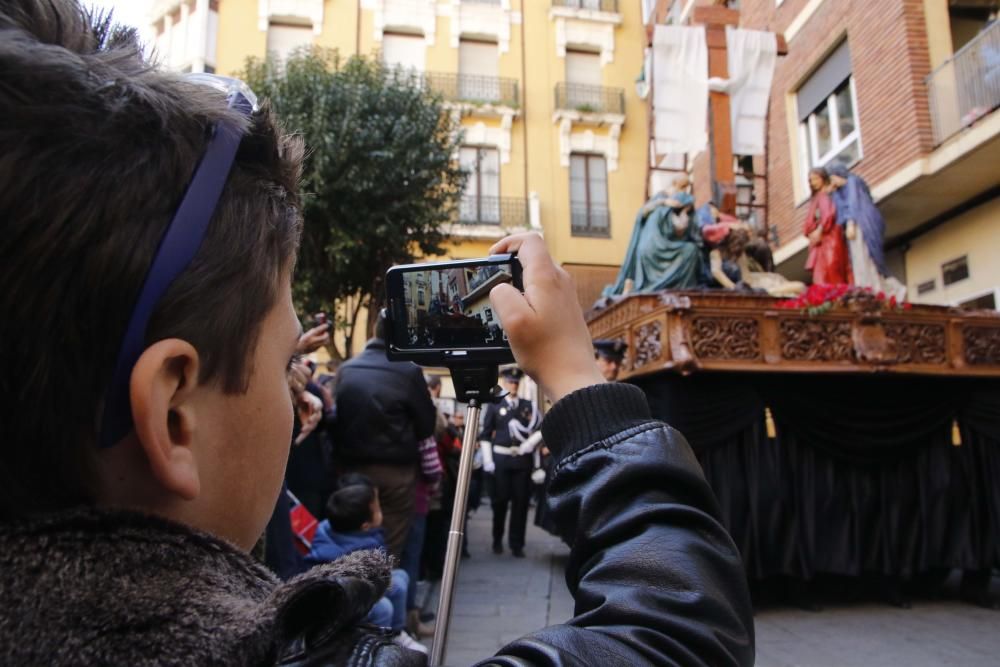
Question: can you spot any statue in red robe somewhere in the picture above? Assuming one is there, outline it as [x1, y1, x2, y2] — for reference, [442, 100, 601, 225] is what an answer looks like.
[804, 168, 852, 285]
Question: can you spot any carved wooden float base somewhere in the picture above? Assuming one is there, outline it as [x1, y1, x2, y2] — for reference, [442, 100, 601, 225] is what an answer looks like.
[586, 291, 1000, 380]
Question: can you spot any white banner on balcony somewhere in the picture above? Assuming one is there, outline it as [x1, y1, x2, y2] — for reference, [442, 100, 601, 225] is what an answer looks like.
[652, 25, 708, 155]
[725, 27, 777, 156]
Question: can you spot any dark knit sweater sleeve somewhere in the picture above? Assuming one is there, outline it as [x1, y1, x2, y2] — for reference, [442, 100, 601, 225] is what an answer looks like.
[541, 382, 652, 462]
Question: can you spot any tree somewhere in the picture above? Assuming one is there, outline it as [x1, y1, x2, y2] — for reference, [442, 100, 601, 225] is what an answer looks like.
[241, 49, 466, 358]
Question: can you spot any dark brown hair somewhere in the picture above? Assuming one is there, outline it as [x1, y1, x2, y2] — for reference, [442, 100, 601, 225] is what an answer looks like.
[326, 474, 377, 533]
[808, 167, 830, 195]
[0, 1, 305, 518]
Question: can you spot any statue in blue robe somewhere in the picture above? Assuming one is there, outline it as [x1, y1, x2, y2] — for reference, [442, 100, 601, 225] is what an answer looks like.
[603, 190, 704, 296]
[827, 164, 906, 299]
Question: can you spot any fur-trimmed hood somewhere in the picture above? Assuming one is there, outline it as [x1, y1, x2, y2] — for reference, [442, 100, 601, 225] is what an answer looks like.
[0, 508, 421, 666]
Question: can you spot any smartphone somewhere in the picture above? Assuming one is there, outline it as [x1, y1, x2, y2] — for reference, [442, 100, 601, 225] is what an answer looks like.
[313, 312, 331, 332]
[384, 254, 522, 366]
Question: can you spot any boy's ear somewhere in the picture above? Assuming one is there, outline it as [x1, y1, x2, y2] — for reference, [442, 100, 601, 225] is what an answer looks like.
[128, 339, 202, 501]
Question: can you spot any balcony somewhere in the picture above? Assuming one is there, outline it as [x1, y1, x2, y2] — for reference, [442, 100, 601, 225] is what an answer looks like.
[552, 0, 618, 12]
[425, 73, 520, 109]
[458, 195, 529, 227]
[857, 17, 1000, 256]
[927, 19, 1000, 145]
[555, 82, 625, 116]
[570, 205, 610, 238]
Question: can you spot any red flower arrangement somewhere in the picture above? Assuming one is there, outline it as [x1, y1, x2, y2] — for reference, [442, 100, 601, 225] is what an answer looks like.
[777, 284, 912, 316]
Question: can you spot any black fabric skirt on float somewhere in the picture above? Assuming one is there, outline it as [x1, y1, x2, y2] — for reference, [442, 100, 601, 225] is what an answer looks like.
[629, 372, 1000, 581]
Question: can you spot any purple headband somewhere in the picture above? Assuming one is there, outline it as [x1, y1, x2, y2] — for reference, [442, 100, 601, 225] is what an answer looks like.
[98, 75, 258, 448]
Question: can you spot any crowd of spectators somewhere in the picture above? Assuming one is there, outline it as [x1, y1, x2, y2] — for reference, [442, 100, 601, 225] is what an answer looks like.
[268, 314, 480, 653]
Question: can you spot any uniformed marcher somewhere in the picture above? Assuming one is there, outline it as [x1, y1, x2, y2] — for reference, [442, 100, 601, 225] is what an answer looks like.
[479, 367, 541, 557]
[593, 339, 628, 382]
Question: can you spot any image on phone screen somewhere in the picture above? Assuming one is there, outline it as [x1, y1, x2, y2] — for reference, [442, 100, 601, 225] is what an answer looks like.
[399, 263, 513, 349]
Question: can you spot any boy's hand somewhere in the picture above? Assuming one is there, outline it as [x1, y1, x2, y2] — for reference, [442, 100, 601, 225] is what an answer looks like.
[489, 233, 605, 403]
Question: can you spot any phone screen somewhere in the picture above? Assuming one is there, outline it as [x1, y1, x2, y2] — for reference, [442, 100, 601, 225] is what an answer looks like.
[385, 255, 521, 363]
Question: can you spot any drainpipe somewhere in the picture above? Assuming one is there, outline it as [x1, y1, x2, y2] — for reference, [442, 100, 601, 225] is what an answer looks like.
[519, 0, 530, 227]
[355, 0, 361, 56]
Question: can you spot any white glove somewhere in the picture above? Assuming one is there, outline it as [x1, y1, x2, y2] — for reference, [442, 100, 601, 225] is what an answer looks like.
[518, 431, 544, 455]
[508, 445, 521, 456]
[479, 440, 495, 472]
[531, 468, 546, 485]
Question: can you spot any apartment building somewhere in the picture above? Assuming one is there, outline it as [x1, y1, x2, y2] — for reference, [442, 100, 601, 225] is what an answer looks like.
[147, 0, 651, 309]
[150, 0, 220, 73]
[647, 0, 999, 308]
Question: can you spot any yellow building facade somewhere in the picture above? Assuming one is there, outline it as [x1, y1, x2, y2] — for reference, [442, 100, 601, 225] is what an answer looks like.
[152, 0, 650, 309]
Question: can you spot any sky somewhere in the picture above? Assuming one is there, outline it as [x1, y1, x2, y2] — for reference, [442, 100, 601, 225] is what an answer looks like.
[83, 0, 153, 39]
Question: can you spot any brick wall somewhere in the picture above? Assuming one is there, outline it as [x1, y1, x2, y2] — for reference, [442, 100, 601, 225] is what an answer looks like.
[737, 0, 935, 249]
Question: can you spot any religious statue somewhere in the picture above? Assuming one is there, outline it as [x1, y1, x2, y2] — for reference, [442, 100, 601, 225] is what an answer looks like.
[804, 167, 852, 285]
[703, 222, 806, 297]
[603, 177, 704, 297]
[827, 164, 907, 300]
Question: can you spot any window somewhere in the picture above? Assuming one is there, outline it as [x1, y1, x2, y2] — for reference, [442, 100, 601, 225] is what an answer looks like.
[916, 279, 937, 296]
[959, 293, 996, 310]
[565, 50, 603, 112]
[459, 146, 500, 224]
[563, 0, 608, 9]
[459, 39, 500, 102]
[570, 153, 609, 237]
[566, 50, 601, 86]
[796, 42, 862, 192]
[800, 78, 861, 186]
[942, 256, 970, 286]
[382, 33, 426, 74]
[266, 23, 312, 62]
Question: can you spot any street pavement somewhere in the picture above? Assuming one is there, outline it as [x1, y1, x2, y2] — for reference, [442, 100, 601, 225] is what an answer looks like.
[422, 505, 1000, 666]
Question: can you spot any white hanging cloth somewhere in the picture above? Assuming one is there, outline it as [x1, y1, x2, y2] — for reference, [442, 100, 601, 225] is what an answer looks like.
[724, 26, 777, 156]
[652, 25, 709, 156]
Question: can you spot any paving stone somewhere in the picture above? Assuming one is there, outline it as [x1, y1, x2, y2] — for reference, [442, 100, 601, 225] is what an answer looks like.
[425, 501, 1000, 666]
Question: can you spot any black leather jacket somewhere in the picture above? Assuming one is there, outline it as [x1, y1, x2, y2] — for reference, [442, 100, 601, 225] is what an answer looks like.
[332, 339, 437, 466]
[472, 382, 755, 665]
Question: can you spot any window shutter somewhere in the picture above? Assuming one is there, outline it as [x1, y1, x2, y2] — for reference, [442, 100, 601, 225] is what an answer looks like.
[266, 24, 312, 63]
[796, 41, 852, 121]
[382, 34, 426, 72]
[459, 40, 498, 78]
[565, 51, 602, 86]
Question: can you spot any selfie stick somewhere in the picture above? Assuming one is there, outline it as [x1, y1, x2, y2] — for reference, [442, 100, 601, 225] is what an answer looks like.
[430, 364, 504, 666]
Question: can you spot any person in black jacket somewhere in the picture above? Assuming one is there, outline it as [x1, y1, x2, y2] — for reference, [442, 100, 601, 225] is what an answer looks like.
[0, 2, 754, 661]
[332, 316, 437, 558]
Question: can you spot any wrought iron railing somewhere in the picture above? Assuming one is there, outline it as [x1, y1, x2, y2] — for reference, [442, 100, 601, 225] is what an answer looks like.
[552, 0, 619, 12]
[555, 82, 625, 115]
[458, 195, 529, 227]
[927, 20, 1000, 145]
[570, 205, 610, 237]
[424, 72, 520, 108]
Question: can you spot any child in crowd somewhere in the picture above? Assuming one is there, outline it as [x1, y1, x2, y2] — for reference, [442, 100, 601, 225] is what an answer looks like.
[306, 474, 425, 655]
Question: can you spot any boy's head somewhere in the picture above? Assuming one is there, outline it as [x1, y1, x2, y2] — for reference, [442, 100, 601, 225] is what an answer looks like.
[0, 1, 304, 549]
[326, 474, 383, 533]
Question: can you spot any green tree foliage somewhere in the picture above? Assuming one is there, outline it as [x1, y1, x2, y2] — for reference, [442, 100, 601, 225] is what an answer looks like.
[241, 49, 465, 358]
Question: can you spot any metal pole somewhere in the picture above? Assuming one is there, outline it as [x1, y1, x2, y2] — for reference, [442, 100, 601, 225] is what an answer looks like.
[430, 400, 482, 666]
